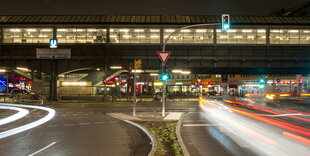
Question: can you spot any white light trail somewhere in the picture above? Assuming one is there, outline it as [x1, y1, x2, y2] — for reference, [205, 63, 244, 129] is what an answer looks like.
[0, 103, 55, 139]
[200, 99, 310, 156]
[0, 106, 29, 126]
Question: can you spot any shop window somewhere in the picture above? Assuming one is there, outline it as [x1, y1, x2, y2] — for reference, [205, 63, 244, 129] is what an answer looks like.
[3, 28, 53, 43]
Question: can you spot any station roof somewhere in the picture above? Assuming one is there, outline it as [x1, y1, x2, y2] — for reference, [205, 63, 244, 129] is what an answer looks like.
[0, 15, 309, 25]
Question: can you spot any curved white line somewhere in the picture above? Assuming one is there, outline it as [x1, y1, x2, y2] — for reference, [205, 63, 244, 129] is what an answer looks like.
[0, 103, 55, 139]
[0, 106, 29, 126]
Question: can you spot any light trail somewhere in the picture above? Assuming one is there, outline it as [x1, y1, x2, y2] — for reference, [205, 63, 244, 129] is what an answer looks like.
[0, 106, 29, 126]
[0, 103, 55, 139]
[200, 98, 310, 155]
[223, 99, 310, 122]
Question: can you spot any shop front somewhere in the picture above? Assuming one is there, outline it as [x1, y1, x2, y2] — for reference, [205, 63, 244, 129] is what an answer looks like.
[194, 81, 221, 95]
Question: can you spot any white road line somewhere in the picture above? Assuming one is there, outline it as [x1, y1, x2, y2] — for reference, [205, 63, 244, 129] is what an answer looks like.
[183, 124, 219, 127]
[94, 122, 105, 124]
[0, 103, 55, 139]
[78, 123, 90, 125]
[28, 142, 57, 156]
[0, 106, 29, 126]
[64, 124, 75, 126]
[47, 125, 59, 127]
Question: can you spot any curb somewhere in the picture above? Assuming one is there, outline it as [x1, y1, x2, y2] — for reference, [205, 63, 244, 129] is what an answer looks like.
[109, 114, 157, 156]
[176, 113, 190, 156]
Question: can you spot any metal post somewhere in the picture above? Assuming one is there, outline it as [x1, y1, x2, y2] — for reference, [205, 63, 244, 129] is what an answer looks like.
[160, 23, 220, 117]
[133, 70, 137, 116]
[6, 74, 9, 95]
[272, 75, 275, 93]
[161, 64, 166, 117]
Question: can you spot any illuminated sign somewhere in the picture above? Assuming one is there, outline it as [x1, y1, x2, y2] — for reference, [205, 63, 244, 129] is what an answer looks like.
[273, 80, 298, 84]
[195, 81, 218, 85]
[49, 39, 58, 48]
[175, 82, 183, 85]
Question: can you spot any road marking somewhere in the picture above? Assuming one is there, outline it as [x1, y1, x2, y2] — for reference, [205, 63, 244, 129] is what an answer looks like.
[47, 125, 59, 127]
[164, 112, 182, 120]
[28, 142, 57, 156]
[78, 123, 90, 125]
[183, 124, 218, 127]
[94, 122, 105, 124]
[64, 124, 75, 126]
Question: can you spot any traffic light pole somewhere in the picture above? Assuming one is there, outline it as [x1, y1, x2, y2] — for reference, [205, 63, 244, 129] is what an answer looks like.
[133, 67, 137, 116]
[161, 63, 166, 117]
[161, 23, 220, 117]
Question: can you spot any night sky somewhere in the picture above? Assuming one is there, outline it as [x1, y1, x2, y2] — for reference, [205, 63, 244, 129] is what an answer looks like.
[0, 0, 308, 15]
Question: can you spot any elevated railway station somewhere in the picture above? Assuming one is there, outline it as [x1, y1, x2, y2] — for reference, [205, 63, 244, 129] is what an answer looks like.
[0, 15, 309, 99]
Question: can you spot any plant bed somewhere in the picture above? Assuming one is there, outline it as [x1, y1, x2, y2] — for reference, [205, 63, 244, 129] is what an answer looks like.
[138, 121, 183, 156]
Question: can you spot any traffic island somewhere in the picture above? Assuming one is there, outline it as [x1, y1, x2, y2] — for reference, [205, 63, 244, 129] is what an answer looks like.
[138, 121, 182, 156]
[108, 112, 188, 156]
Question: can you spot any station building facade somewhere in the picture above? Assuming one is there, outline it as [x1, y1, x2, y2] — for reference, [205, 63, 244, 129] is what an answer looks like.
[0, 15, 309, 98]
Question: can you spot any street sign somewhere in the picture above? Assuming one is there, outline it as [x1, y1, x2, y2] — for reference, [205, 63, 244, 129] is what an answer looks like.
[36, 48, 71, 59]
[157, 51, 171, 64]
[50, 39, 58, 48]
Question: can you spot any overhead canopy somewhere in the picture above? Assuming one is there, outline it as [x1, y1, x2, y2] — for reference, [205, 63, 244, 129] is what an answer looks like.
[0, 15, 309, 25]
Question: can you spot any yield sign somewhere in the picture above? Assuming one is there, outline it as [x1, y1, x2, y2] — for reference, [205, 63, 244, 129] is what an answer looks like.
[157, 51, 171, 64]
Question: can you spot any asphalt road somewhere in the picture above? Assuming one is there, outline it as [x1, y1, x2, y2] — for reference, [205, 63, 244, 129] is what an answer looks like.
[180, 112, 257, 156]
[0, 100, 199, 156]
[0, 105, 151, 156]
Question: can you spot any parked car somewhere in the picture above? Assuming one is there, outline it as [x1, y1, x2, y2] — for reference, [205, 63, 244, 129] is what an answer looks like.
[9, 89, 39, 100]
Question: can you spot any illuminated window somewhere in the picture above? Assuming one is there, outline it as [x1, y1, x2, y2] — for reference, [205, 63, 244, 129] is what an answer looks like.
[3, 28, 53, 43]
[109, 28, 160, 43]
[164, 28, 213, 44]
[217, 29, 266, 44]
[57, 28, 107, 43]
[270, 29, 310, 44]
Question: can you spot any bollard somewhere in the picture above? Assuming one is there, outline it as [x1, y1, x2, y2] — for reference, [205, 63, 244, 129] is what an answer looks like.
[40, 99, 44, 105]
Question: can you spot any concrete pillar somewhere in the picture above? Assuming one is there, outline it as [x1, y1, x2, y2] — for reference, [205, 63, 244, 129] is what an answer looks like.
[50, 60, 58, 100]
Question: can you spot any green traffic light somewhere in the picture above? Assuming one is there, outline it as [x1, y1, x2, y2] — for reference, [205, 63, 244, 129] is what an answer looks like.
[259, 78, 266, 83]
[223, 24, 230, 30]
[160, 73, 169, 82]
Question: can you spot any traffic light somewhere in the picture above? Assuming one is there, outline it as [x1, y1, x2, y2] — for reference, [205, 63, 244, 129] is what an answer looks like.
[259, 77, 266, 89]
[259, 77, 266, 83]
[160, 73, 170, 82]
[160, 67, 170, 82]
[134, 59, 142, 69]
[222, 14, 230, 30]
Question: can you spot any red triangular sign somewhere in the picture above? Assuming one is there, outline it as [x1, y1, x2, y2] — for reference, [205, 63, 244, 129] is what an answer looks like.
[157, 51, 171, 64]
